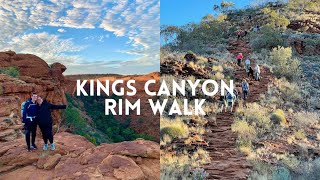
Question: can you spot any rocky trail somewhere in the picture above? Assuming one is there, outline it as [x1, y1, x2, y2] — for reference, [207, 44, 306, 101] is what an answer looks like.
[202, 38, 274, 179]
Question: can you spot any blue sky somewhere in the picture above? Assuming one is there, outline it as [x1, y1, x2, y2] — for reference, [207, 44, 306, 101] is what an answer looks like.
[0, 0, 160, 75]
[161, 0, 255, 26]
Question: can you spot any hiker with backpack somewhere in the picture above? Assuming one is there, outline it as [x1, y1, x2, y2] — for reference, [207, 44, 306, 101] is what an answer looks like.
[226, 91, 236, 112]
[245, 58, 251, 73]
[36, 96, 67, 151]
[242, 79, 249, 100]
[236, 53, 243, 66]
[255, 64, 261, 81]
[218, 94, 227, 113]
[22, 92, 39, 152]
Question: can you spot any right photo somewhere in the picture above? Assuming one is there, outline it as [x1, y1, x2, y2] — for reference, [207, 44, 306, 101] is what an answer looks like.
[160, 0, 320, 179]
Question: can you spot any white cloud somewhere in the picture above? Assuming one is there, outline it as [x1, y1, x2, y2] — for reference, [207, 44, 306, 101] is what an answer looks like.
[57, 28, 66, 33]
[0, 32, 83, 64]
[0, 0, 160, 74]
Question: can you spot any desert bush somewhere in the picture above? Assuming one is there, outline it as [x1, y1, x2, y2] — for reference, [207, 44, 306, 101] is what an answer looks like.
[235, 103, 271, 134]
[212, 65, 223, 72]
[262, 7, 290, 29]
[161, 126, 187, 139]
[161, 150, 209, 180]
[160, 117, 189, 139]
[160, 134, 172, 146]
[288, 0, 320, 12]
[281, 155, 300, 171]
[213, 72, 225, 80]
[190, 148, 211, 167]
[250, 26, 286, 51]
[294, 129, 306, 140]
[274, 78, 302, 103]
[161, 16, 231, 54]
[272, 167, 291, 180]
[295, 158, 320, 179]
[270, 109, 287, 126]
[232, 120, 256, 140]
[191, 168, 209, 180]
[160, 154, 192, 180]
[270, 46, 301, 81]
[0, 67, 20, 78]
[293, 111, 319, 128]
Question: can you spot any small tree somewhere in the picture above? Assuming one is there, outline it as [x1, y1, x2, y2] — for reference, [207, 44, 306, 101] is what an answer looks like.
[270, 46, 301, 81]
[262, 8, 290, 29]
[213, 1, 235, 14]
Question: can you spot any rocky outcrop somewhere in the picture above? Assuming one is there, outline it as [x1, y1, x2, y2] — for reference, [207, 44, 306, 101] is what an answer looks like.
[0, 132, 159, 180]
[0, 51, 67, 141]
[161, 60, 211, 79]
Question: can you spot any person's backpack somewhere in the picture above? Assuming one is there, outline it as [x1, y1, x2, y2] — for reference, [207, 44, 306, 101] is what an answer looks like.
[243, 82, 249, 91]
[21, 100, 27, 117]
[21, 100, 31, 123]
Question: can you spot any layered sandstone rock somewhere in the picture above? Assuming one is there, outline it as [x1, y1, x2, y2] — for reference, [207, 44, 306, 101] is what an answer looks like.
[0, 51, 67, 141]
[0, 132, 160, 180]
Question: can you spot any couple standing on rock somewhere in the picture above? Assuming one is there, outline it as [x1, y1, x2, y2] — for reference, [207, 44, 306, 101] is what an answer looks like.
[21, 92, 67, 152]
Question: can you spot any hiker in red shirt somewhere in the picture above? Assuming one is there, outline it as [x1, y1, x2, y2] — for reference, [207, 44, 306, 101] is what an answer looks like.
[236, 53, 243, 66]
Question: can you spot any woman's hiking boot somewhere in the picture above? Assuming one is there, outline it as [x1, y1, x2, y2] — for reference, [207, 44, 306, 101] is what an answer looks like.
[43, 144, 48, 151]
[50, 143, 55, 151]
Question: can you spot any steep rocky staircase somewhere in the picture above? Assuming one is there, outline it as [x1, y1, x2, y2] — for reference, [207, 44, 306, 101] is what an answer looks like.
[203, 38, 274, 179]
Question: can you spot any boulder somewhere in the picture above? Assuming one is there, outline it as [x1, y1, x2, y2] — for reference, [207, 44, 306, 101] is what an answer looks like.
[44, 154, 62, 170]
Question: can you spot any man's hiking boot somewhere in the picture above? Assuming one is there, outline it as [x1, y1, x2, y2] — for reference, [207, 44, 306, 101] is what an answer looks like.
[43, 144, 48, 151]
[31, 144, 37, 150]
[50, 143, 55, 151]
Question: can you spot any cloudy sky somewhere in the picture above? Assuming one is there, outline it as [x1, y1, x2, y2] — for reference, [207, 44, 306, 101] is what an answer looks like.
[0, 0, 160, 75]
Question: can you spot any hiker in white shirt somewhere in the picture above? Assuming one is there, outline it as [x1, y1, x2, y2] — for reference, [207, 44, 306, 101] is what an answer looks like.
[255, 64, 260, 81]
[245, 58, 251, 72]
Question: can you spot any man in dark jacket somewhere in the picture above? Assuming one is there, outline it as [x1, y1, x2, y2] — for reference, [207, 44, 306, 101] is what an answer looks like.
[22, 92, 39, 152]
[36, 96, 67, 151]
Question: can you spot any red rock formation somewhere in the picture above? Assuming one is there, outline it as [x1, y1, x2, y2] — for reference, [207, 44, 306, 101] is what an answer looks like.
[0, 51, 67, 141]
[0, 132, 160, 179]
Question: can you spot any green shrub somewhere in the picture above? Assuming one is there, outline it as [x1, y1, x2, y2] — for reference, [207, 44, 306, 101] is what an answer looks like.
[270, 46, 301, 81]
[161, 126, 187, 139]
[272, 167, 291, 180]
[294, 129, 306, 140]
[235, 103, 271, 135]
[191, 168, 209, 180]
[270, 109, 286, 126]
[250, 26, 286, 51]
[0, 67, 20, 78]
[231, 120, 256, 140]
[212, 65, 223, 72]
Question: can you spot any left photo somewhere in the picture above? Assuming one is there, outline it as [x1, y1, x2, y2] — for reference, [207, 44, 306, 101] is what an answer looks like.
[0, 1, 160, 179]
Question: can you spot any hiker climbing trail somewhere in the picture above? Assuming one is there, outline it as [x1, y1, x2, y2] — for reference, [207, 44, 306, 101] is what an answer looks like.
[203, 38, 273, 179]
